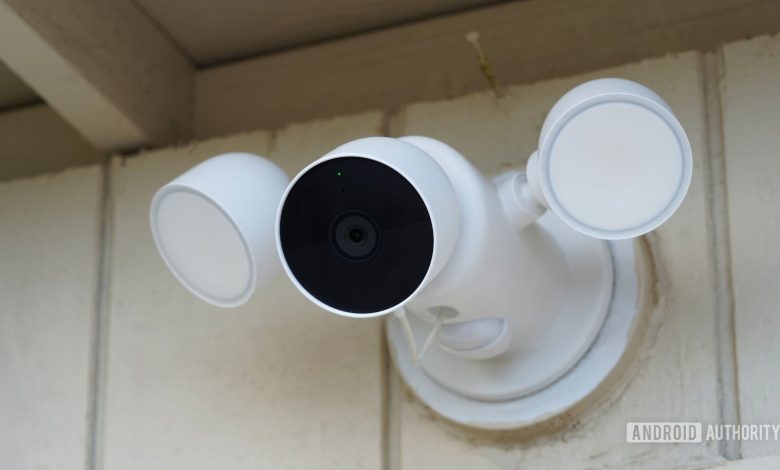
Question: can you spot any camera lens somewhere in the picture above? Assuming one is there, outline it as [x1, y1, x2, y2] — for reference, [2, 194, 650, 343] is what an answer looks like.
[349, 228, 364, 244]
[279, 156, 434, 314]
[331, 212, 380, 261]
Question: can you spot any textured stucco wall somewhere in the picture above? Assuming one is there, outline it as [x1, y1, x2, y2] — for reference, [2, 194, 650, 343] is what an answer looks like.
[1, 32, 780, 469]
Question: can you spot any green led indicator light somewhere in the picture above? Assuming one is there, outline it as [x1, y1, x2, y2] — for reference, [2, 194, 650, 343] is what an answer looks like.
[337, 171, 342, 176]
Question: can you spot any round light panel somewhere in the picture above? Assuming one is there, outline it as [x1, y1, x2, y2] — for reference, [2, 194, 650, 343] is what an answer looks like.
[538, 78, 692, 240]
[150, 153, 289, 307]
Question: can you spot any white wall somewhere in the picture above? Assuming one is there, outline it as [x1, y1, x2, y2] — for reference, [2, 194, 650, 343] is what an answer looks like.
[2, 32, 780, 469]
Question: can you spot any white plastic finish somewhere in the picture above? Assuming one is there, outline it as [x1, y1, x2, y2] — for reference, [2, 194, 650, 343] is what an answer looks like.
[277, 137, 460, 318]
[389, 146, 613, 399]
[525, 151, 547, 207]
[150, 153, 289, 307]
[387, 238, 646, 429]
[436, 318, 513, 360]
[531, 78, 693, 240]
[496, 171, 546, 231]
[400, 137, 569, 353]
[407, 211, 612, 399]
[147, 78, 689, 430]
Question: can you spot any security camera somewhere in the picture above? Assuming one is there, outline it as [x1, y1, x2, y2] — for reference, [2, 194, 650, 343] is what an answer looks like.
[277, 137, 458, 318]
[150, 78, 693, 428]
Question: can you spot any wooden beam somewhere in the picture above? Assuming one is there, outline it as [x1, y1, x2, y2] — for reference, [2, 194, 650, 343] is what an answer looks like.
[0, 0, 194, 152]
[0, 104, 104, 180]
[194, 0, 780, 139]
[0, 62, 39, 110]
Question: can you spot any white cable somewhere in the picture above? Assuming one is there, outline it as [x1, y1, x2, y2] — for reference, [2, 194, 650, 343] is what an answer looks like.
[394, 306, 446, 367]
[394, 307, 419, 366]
[419, 309, 446, 360]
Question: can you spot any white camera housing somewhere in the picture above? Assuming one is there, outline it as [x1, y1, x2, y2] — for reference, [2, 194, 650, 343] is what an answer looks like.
[276, 137, 459, 318]
[149, 78, 692, 430]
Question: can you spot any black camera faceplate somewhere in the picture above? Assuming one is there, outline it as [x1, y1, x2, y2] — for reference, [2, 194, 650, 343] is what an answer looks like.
[279, 157, 434, 314]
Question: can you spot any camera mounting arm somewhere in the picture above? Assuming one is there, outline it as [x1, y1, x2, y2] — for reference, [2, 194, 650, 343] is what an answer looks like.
[496, 157, 547, 232]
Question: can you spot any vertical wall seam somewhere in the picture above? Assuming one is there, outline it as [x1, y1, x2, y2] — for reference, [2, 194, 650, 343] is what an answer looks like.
[85, 158, 114, 470]
[702, 50, 742, 461]
[379, 323, 391, 470]
[379, 110, 403, 470]
[385, 353, 402, 470]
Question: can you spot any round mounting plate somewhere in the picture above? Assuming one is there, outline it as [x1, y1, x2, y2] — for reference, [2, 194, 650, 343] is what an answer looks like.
[413, 213, 613, 401]
[386, 218, 649, 430]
